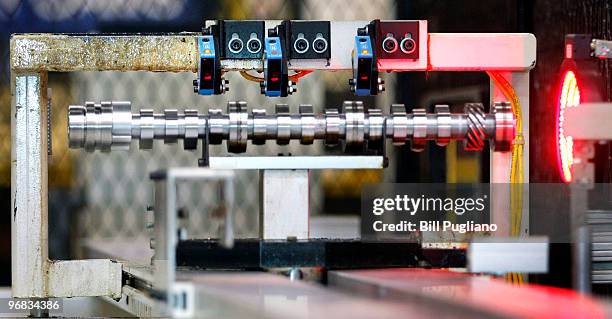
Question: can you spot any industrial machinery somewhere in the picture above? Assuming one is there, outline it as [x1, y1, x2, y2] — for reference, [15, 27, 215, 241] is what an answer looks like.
[9, 19, 552, 317]
[555, 34, 611, 185]
[554, 34, 612, 293]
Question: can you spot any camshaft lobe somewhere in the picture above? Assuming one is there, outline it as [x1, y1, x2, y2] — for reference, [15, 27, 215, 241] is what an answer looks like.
[68, 101, 513, 153]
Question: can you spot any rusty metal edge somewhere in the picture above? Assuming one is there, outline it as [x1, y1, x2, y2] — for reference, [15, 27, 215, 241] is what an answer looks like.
[10, 33, 199, 73]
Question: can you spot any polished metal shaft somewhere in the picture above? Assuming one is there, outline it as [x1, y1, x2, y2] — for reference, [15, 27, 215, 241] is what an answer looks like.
[68, 100, 514, 153]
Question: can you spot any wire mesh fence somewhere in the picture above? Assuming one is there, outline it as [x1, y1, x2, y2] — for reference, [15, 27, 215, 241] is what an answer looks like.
[7, 0, 399, 240]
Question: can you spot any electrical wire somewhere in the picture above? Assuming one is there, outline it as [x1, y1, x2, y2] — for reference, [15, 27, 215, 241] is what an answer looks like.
[239, 71, 264, 83]
[289, 70, 313, 81]
[487, 71, 525, 285]
[239, 70, 314, 83]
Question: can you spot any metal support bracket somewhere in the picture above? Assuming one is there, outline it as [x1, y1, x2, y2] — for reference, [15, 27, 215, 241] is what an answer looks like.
[150, 168, 235, 317]
[11, 74, 122, 298]
[260, 169, 309, 239]
[9, 30, 534, 300]
[210, 155, 384, 240]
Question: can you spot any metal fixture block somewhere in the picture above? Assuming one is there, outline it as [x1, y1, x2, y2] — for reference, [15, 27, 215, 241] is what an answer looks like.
[260, 170, 309, 240]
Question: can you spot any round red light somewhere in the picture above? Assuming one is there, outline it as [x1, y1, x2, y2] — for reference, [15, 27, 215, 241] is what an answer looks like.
[556, 70, 581, 183]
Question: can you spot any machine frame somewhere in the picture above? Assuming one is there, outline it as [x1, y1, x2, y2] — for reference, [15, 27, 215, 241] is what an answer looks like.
[10, 21, 534, 316]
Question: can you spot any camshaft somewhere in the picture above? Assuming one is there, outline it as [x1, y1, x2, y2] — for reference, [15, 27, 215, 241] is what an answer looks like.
[68, 101, 514, 153]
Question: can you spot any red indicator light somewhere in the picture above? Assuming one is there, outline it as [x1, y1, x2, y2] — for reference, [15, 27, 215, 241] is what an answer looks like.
[271, 76, 279, 82]
[360, 75, 368, 80]
[565, 44, 573, 59]
[203, 74, 212, 80]
[556, 70, 581, 183]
